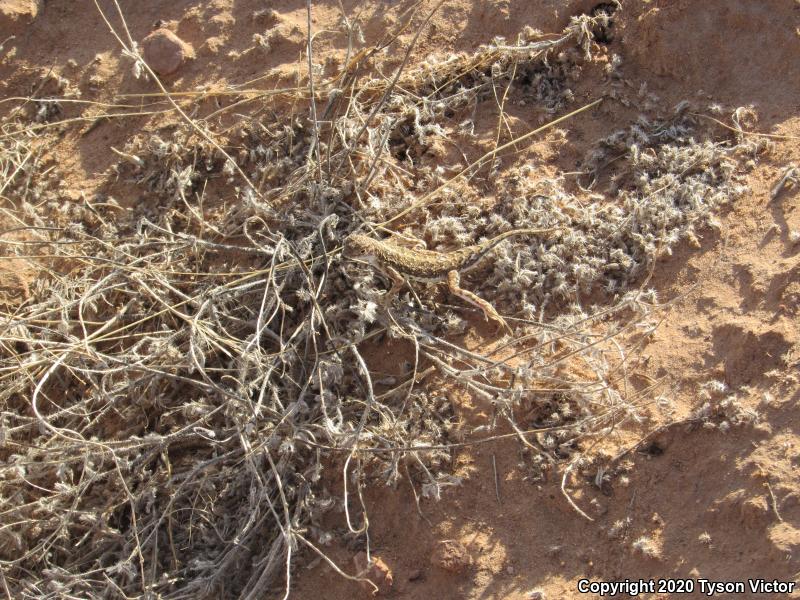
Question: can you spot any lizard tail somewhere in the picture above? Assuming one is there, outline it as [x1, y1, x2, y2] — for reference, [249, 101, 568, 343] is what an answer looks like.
[486, 226, 561, 249]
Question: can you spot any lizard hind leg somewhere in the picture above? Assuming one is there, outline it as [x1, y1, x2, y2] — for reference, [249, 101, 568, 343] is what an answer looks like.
[446, 270, 511, 334]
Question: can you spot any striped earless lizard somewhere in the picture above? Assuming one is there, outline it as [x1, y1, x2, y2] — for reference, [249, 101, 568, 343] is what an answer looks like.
[343, 227, 559, 333]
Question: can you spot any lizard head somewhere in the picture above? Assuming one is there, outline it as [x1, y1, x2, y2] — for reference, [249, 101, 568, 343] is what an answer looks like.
[342, 233, 378, 261]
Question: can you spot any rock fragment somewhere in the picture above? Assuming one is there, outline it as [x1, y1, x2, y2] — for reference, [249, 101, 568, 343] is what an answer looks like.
[353, 551, 393, 595]
[141, 28, 192, 76]
[0, 0, 40, 34]
[430, 539, 472, 573]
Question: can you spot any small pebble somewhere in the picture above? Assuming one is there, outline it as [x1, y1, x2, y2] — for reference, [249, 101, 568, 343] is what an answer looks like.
[142, 28, 192, 76]
[431, 540, 472, 573]
[353, 551, 393, 595]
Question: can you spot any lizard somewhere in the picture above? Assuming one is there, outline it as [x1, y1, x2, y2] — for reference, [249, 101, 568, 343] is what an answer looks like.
[342, 227, 560, 333]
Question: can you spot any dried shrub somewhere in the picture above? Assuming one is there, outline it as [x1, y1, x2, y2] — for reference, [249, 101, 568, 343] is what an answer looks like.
[0, 6, 759, 599]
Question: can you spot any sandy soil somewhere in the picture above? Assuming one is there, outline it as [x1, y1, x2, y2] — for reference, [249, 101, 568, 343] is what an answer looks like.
[1, 0, 799, 598]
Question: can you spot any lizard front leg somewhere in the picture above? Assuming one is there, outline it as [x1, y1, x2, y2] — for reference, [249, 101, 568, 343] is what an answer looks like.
[447, 270, 511, 334]
[381, 265, 406, 305]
